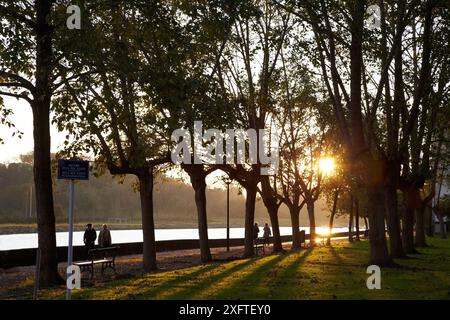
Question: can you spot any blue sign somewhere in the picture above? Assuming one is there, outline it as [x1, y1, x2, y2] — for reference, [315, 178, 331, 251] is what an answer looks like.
[57, 160, 89, 180]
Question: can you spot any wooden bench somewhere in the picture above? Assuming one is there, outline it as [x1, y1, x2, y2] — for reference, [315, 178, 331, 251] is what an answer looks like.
[74, 246, 119, 279]
[254, 238, 265, 256]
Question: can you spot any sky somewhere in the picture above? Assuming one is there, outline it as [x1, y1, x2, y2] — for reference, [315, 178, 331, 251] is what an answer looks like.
[0, 96, 66, 163]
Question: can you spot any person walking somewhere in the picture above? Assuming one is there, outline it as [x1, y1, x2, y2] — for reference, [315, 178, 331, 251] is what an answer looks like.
[263, 223, 271, 246]
[253, 223, 260, 241]
[83, 223, 97, 256]
[98, 224, 112, 247]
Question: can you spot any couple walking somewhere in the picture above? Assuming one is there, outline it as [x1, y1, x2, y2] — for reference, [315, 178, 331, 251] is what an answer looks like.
[83, 223, 112, 253]
[253, 222, 272, 246]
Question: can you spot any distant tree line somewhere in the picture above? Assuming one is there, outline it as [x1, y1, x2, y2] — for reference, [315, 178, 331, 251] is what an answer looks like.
[0, 160, 341, 227]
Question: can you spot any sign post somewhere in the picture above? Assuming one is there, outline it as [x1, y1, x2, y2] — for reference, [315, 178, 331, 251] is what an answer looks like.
[66, 178, 74, 300]
[224, 178, 231, 252]
[57, 159, 89, 300]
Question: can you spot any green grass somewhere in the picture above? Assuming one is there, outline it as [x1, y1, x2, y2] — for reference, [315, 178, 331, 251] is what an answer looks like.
[37, 237, 450, 300]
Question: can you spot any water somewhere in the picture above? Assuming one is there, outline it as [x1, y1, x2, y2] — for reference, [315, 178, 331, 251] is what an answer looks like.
[0, 226, 350, 251]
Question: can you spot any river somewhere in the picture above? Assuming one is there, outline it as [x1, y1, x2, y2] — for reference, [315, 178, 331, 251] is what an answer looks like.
[0, 226, 350, 251]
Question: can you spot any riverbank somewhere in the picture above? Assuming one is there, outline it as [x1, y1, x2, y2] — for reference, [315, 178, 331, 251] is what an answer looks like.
[0, 222, 142, 235]
[0, 216, 352, 235]
[2, 237, 449, 300]
[0, 226, 351, 252]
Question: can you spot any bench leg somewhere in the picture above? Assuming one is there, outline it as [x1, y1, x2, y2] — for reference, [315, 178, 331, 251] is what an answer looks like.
[99, 262, 116, 278]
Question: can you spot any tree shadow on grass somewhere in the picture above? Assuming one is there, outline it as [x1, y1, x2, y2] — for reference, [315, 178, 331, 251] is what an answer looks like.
[0, 279, 35, 300]
[275, 248, 314, 280]
[321, 246, 364, 269]
[212, 253, 292, 299]
[163, 258, 258, 299]
[131, 262, 232, 299]
[329, 246, 345, 266]
[264, 248, 315, 299]
[76, 262, 222, 300]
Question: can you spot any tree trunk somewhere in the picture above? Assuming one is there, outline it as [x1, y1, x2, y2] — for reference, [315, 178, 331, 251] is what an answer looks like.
[415, 206, 427, 247]
[267, 207, 283, 253]
[184, 165, 212, 262]
[33, 0, 62, 286]
[306, 201, 316, 246]
[32, 102, 61, 286]
[290, 207, 301, 250]
[243, 184, 257, 257]
[348, 195, 354, 242]
[426, 205, 434, 237]
[327, 190, 339, 246]
[415, 190, 434, 247]
[355, 198, 360, 241]
[364, 217, 369, 237]
[402, 189, 417, 254]
[437, 211, 447, 239]
[402, 207, 416, 254]
[137, 168, 157, 271]
[349, 0, 391, 265]
[385, 183, 405, 258]
[367, 187, 392, 266]
[260, 176, 283, 252]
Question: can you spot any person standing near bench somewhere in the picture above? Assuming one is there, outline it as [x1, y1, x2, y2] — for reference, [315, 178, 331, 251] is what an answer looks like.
[253, 223, 264, 255]
[263, 223, 271, 246]
[83, 223, 97, 257]
[253, 223, 260, 241]
[98, 224, 112, 247]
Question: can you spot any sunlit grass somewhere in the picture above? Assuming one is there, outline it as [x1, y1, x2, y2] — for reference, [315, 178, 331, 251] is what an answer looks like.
[34, 237, 450, 300]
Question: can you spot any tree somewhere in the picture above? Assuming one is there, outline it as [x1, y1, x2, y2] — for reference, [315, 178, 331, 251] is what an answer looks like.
[275, 0, 444, 265]
[279, 0, 391, 264]
[278, 97, 333, 246]
[259, 174, 284, 253]
[322, 161, 365, 245]
[215, 0, 294, 257]
[160, 0, 242, 262]
[394, 0, 446, 251]
[0, 0, 63, 285]
[53, 1, 174, 271]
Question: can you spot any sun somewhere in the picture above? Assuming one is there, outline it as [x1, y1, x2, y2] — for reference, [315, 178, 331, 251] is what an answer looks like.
[318, 157, 336, 176]
[317, 228, 331, 236]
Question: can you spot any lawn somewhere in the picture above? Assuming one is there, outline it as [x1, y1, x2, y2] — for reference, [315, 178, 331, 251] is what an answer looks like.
[39, 237, 450, 300]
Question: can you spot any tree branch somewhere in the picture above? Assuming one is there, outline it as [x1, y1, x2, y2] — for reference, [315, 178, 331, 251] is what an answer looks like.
[0, 71, 35, 93]
[0, 4, 36, 29]
[0, 90, 32, 104]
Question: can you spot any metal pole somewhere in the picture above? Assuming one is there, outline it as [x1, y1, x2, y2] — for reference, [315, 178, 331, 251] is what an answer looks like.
[66, 179, 75, 300]
[226, 182, 230, 252]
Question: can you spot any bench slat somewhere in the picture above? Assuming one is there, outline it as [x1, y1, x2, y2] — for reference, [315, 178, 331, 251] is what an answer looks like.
[74, 259, 112, 266]
[74, 261, 92, 266]
[91, 259, 112, 264]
